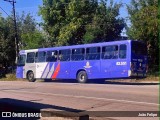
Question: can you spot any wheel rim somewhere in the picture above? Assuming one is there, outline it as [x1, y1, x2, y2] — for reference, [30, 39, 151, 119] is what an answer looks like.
[28, 73, 33, 80]
[79, 74, 85, 82]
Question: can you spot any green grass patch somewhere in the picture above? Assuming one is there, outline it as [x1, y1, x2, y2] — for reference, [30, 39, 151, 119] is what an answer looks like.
[145, 72, 160, 81]
[0, 73, 22, 81]
[144, 76, 159, 81]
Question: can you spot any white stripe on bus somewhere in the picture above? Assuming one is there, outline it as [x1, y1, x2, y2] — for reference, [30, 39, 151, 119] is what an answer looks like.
[47, 63, 55, 78]
[42, 63, 50, 78]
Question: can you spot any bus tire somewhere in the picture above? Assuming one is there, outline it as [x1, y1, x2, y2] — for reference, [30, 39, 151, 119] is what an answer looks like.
[77, 71, 88, 83]
[27, 71, 36, 82]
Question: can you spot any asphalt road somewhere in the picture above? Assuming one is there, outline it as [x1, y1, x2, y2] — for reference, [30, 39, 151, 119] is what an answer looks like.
[0, 80, 159, 120]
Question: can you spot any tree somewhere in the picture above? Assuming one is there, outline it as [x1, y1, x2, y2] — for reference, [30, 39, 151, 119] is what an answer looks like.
[0, 15, 16, 67]
[13, 12, 45, 49]
[83, 0, 125, 43]
[0, 12, 45, 68]
[39, 0, 70, 46]
[21, 31, 45, 49]
[127, 0, 159, 70]
[39, 0, 125, 46]
[58, 0, 98, 45]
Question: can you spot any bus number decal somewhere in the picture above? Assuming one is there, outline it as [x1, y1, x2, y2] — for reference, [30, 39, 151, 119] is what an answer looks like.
[116, 62, 127, 66]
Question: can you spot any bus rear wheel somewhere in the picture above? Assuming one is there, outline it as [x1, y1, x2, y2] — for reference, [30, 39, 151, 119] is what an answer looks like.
[27, 71, 36, 82]
[77, 71, 88, 83]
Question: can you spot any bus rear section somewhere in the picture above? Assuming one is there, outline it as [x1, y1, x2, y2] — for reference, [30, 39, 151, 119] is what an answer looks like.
[129, 41, 148, 77]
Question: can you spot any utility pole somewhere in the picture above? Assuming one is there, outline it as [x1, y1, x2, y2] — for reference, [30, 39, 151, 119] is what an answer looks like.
[4, 0, 19, 64]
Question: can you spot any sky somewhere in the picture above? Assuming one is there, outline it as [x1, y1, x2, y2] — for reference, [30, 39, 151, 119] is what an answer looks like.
[0, 0, 131, 35]
[0, 0, 43, 22]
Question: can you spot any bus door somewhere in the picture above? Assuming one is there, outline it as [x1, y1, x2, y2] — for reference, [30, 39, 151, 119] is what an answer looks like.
[70, 48, 85, 79]
[85, 47, 101, 79]
[35, 51, 48, 78]
[16, 54, 26, 78]
[25, 52, 37, 78]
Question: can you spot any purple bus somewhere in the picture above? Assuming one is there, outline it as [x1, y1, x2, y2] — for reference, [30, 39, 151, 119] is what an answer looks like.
[16, 40, 148, 83]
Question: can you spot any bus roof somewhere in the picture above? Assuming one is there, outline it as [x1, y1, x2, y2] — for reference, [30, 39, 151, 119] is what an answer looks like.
[20, 40, 133, 53]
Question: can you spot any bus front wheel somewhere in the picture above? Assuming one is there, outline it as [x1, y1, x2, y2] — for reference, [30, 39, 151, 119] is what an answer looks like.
[27, 71, 36, 82]
[77, 71, 88, 83]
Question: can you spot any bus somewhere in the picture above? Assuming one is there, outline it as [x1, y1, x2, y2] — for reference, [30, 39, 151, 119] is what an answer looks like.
[16, 40, 148, 83]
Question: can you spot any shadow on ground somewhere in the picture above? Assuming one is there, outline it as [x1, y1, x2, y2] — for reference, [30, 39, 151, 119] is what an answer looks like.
[0, 98, 88, 120]
[43, 79, 159, 85]
[104, 81, 159, 85]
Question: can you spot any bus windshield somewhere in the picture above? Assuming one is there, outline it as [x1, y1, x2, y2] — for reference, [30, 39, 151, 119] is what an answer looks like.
[17, 55, 26, 66]
[131, 41, 147, 56]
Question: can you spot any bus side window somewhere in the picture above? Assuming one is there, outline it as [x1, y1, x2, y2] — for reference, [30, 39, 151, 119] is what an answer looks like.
[59, 49, 71, 61]
[35, 51, 46, 62]
[86, 47, 100, 60]
[71, 48, 85, 61]
[46, 51, 58, 62]
[26, 52, 35, 63]
[119, 44, 127, 59]
[17, 55, 26, 66]
[102, 45, 118, 59]
[112, 45, 119, 59]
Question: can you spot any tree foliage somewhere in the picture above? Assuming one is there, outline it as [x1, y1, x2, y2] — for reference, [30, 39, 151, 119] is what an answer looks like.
[0, 12, 45, 67]
[0, 15, 16, 67]
[127, 0, 159, 67]
[21, 31, 45, 49]
[39, 0, 125, 46]
[17, 12, 45, 49]
[83, 0, 125, 43]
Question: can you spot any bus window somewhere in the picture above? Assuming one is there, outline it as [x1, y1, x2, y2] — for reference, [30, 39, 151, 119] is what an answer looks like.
[17, 55, 26, 66]
[26, 52, 35, 63]
[119, 44, 127, 59]
[35, 51, 46, 62]
[59, 49, 71, 61]
[46, 51, 58, 62]
[102, 45, 118, 59]
[86, 47, 100, 60]
[71, 48, 85, 61]
[132, 42, 147, 55]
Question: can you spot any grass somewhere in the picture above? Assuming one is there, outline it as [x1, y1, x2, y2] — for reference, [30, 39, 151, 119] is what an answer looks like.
[145, 72, 160, 81]
[141, 76, 159, 81]
[0, 73, 21, 81]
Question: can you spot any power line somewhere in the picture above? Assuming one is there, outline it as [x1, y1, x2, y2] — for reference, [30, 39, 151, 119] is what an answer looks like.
[0, 6, 15, 21]
[0, 6, 10, 17]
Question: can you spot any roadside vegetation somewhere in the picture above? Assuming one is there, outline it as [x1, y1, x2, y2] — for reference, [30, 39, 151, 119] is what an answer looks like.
[0, 73, 17, 81]
[0, 0, 159, 80]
